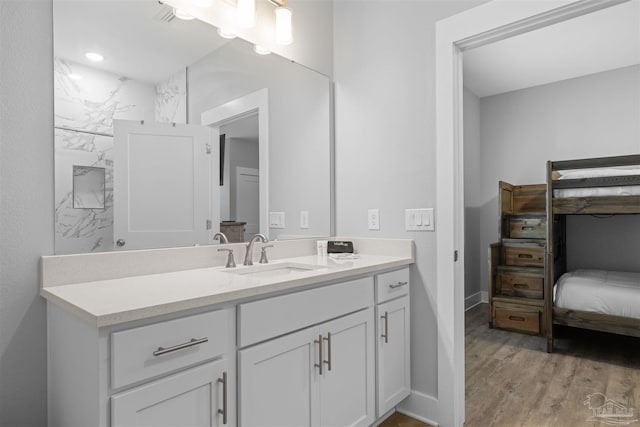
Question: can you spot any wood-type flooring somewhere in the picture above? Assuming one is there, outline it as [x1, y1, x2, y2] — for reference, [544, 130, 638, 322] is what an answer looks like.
[380, 303, 640, 427]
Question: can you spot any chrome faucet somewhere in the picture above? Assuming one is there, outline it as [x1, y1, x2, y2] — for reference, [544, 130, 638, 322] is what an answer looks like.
[213, 232, 229, 244]
[243, 233, 268, 266]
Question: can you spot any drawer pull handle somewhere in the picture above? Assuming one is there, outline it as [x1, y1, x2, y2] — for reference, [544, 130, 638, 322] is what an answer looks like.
[218, 371, 228, 425]
[381, 311, 389, 344]
[152, 337, 208, 357]
[513, 283, 529, 289]
[389, 281, 408, 289]
[323, 332, 332, 372]
[517, 254, 533, 259]
[508, 315, 526, 322]
[314, 334, 324, 375]
[521, 226, 536, 231]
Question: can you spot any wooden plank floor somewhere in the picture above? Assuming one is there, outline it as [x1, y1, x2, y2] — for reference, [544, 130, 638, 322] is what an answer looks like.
[380, 303, 640, 427]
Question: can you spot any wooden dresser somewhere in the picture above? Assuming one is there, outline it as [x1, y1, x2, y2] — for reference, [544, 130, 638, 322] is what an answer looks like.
[220, 221, 246, 243]
[489, 181, 547, 336]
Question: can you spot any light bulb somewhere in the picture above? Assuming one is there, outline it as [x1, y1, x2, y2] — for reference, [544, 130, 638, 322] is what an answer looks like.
[274, 7, 293, 45]
[217, 28, 237, 39]
[173, 8, 195, 20]
[237, 0, 255, 28]
[84, 52, 104, 62]
[253, 45, 271, 55]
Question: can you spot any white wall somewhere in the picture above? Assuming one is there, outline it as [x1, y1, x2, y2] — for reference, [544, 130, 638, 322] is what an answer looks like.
[0, 1, 53, 425]
[333, 0, 489, 421]
[476, 65, 640, 293]
[463, 88, 482, 304]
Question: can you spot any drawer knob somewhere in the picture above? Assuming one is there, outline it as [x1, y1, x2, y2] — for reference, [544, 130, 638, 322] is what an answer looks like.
[389, 281, 408, 289]
[152, 337, 209, 357]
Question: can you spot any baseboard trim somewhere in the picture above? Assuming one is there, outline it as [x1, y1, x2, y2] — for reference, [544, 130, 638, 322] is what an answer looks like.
[397, 390, 439, 427]
[465, 291, 488, 311]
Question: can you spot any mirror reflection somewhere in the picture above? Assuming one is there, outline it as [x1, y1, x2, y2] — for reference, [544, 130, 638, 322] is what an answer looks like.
[53, 0, 331, 254]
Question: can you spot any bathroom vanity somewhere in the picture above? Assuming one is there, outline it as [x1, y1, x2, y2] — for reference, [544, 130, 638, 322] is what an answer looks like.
[41, 238, 413, 427]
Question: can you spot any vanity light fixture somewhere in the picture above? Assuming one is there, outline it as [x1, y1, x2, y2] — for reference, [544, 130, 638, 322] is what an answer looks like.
[84, 52, 104, 62]
[274, 5, 292, 45]
[237, 0, 255, 28]
[217, 28, 237, 39]
[173, 7, 196, 20]
[253, 45, 271, 55]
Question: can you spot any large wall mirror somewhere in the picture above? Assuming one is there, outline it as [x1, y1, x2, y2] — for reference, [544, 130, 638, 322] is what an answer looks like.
[53, 0, 332, 254]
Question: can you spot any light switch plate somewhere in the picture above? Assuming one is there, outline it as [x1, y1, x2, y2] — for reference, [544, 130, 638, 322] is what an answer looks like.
[269, 212, 286, 229]
[300, 210, 309, 229]
[405, 208, 434, 231]
[368, 208, 380, 230]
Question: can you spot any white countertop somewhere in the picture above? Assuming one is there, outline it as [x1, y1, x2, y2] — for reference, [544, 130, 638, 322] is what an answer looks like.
[41, 254, 412, 327]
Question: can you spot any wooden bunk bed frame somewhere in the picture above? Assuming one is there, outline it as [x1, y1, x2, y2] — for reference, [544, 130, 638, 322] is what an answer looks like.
[545, 154, 640, 352]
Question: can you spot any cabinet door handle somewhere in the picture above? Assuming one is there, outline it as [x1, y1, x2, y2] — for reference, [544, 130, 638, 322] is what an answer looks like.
[217, 371, 228, 425]
[323, 332, 332, 372]
[314, 334, 324, 375]
[152, 337, 208, 357]
[381, 312, 389, 344]
[389, 281, 408, 289]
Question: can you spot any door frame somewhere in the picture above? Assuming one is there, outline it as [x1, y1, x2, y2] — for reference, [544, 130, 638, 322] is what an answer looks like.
[434, 0, 629, 425]
[201, 88, 269, 239]
[235, 166, 260, 235]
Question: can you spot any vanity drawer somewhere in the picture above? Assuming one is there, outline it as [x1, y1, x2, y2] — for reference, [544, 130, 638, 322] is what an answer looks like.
[238, 277, 374, 347]
[502, 240, 544, 267]
[497, 266, 543, 299]
[508, 217, 546, 239]
[111, 309, 230, 389]
[375, 267, 410, 303]
[494, 303, 541, 335]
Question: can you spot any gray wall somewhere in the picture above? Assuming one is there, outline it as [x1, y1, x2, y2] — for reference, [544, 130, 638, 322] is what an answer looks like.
[0, 1, 54, 426]
[476, 65, 640, 294]
[463, 88, 482, 303]
[333, 0, 489, 410]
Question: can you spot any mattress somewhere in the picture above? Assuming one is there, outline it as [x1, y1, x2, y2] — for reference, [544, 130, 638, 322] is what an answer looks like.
[554, 167, 640, 198]
[554, 269, 640, 319]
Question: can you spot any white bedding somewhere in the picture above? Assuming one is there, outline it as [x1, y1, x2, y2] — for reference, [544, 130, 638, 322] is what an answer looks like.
[554, 167, 640, 198]
[554, 269, 640, 319]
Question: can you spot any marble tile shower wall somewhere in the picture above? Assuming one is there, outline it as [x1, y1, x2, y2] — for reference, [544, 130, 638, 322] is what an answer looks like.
[54, 58, 186, 254]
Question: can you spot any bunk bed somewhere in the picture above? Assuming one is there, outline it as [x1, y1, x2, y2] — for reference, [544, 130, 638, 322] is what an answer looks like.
[545, 154, 640, 352]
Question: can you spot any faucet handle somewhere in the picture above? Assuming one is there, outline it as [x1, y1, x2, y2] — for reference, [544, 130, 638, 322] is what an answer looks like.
[217, 248, 236, 268]
[259, 245, 274, 264]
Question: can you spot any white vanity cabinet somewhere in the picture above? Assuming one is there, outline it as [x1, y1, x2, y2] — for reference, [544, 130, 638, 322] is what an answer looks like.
[47, 305, 236, 427]
[375, 267, 411, 417]
[237, 277, 375, 427]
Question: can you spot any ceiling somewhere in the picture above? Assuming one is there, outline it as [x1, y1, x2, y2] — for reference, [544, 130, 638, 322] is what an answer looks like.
[463, 0, 640, 98]
[53, 0, 230, 84]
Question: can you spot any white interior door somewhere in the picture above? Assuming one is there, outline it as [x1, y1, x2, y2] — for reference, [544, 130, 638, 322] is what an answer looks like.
[114, 120, 216, 250]
[235, 167, 259, 236]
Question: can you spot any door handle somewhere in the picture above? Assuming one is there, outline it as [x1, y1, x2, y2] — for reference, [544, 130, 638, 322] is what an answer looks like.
[323, 332, 332, 372]
[217, 371, 228, 425]
[381, 311, 389, 344]
[314, 334, 324, 375]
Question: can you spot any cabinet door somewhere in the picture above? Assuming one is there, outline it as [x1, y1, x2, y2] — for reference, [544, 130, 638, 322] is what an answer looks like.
[318, 308, 375, 427]
[238, 327, 320, 427]
[111, 359, 232, 427]
[376, 296, 411, 416]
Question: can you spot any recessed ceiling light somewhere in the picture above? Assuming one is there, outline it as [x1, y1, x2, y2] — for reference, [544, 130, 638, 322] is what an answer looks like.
[173, 8, 195, 20]
[68, 73, 83, 81]
[85, 52, 104, 62]
[217, 28, 237, 39]
[253, 45, 271, 55]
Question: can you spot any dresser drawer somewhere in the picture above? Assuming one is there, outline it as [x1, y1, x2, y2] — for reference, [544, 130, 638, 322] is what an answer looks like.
[494, 304, 540, 335]
[375, 267, 410, 303]
[497, 266, 543, 299]
[508, 217, 546, 239]
[502, 240, 544, 267]
[111, 309, 230, 389]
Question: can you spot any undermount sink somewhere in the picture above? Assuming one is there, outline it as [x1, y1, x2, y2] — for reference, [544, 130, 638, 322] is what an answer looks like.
[222, 262, 324, 279]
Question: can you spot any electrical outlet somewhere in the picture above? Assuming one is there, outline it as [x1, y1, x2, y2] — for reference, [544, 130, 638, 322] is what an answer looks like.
[300, 210, 309, 229]
[368, 208, 380, 230]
